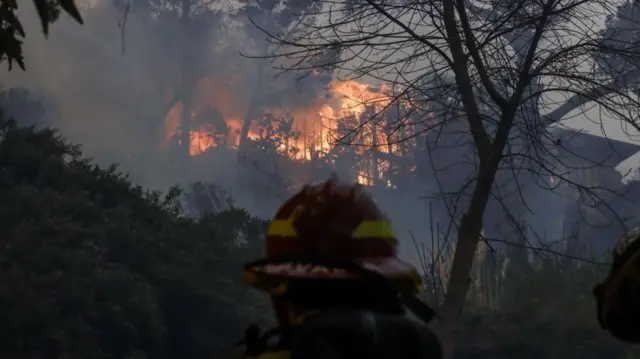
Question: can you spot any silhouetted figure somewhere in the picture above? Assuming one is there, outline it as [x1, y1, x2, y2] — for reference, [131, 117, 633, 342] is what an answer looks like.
[224, 176, 443, 359]
[594, 227, 640, 343]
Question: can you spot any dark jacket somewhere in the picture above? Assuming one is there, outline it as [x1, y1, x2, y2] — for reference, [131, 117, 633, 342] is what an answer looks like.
[225, 310, 442, 359]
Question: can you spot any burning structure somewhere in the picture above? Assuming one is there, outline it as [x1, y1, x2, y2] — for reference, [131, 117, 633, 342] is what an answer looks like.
[161, 74, 425, 188]
[158, 65, 640, 254]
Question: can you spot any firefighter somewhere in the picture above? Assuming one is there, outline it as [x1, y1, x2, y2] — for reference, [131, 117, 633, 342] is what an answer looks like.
[594, 227, 640, 343]
[229, 177, 442, 359]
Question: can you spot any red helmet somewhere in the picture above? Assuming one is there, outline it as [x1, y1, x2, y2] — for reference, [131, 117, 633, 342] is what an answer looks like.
[242, 177, 423, 296]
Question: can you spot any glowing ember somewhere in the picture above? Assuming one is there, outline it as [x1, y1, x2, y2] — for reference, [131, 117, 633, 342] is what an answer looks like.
[357, 172, 373, 186]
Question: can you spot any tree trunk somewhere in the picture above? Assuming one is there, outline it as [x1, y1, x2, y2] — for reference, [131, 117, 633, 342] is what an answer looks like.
[434, 153, 502, 359]
[371, 122, 379, 185]
[179, 92, 194, 156]
[178, 0, 194, 158]
[238, 49, 269, 154]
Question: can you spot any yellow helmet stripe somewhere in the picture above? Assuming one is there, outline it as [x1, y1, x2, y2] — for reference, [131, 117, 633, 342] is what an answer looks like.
[268, 219, 396, 239]
[352, 220, 396, 239]
[268, 220, 297, 236]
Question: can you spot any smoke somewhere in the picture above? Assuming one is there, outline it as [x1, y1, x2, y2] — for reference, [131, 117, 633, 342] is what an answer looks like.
[0, 0, 596, 272]
[3, 3, 140, 154]
[1, 2, 258, 185]
[0, 2, 407, 206]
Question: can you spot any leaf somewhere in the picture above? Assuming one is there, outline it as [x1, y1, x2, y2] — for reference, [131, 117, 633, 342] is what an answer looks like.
[5, 12, 25, 37]
[15, 56, 25, 71]
[59, 0, 84, 25]
[0, 30, 26, 71]
[32, 0, 50, 35]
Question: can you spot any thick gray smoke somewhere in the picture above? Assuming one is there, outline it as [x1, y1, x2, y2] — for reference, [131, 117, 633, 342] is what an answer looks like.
[3, 0, 633, 273]
[0, 1, 441, 267]
[4, 3, 148, 157]
[1, 2, 269, 188]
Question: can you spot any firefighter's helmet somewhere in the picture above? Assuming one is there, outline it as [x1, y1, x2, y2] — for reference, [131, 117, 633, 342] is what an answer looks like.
[594, 227, 640, 343]
[242, 177, 423, 296]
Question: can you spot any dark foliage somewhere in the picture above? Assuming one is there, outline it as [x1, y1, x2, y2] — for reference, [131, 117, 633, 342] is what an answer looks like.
[0, 0, 83, 70]
[453, 259, 640, 359]
[1, 113, 639, 359]
[0, 117, 270, 359]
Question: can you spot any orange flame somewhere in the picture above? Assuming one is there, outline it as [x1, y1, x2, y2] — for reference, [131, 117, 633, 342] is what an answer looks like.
[162, 76, 403, 184]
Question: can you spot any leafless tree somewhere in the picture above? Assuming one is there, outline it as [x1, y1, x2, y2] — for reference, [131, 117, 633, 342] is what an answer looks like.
[252, 0, 640, 357]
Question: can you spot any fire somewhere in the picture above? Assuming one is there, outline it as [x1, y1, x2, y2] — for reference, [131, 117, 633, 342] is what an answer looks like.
[162, 75, 256, 156]
[329, 81, 393, 117]
[162, 75, 403, 185]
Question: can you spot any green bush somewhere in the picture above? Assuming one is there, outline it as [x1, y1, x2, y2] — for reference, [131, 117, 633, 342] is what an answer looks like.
[0, 118, 270, 359]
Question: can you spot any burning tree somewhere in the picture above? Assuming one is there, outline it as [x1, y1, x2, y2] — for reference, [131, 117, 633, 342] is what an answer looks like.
[251, 111, 303, 159]
[312, 81, 431, 187]
[234, 0, 326, 153]
[104, 0, 423, 187]
[112, 0, 236, 157]
[258, 0, 640, 357]
[189, 106, 229, 150]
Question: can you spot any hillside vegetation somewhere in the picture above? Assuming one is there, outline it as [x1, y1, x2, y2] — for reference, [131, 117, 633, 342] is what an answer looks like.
[0, 117, 270, 358]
